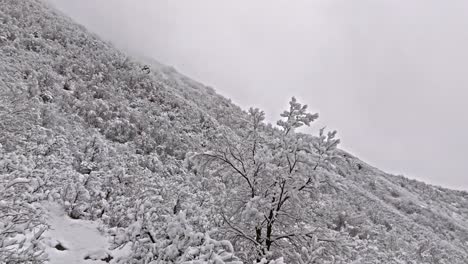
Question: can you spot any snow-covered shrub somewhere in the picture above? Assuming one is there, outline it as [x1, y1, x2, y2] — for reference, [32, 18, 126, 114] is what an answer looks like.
[104, 118, 137, 143]
[0, 151, 48, 263]
[115, 211, 240, 264]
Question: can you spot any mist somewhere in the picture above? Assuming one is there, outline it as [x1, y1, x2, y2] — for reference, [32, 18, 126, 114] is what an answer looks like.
[47, 0, 468, 190]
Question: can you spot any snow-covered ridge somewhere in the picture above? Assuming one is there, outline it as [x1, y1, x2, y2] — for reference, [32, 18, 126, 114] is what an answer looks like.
[1, 0, 468, 263]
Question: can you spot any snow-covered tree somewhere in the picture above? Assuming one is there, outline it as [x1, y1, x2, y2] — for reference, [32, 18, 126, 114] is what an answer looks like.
[198, 97, 340, 261]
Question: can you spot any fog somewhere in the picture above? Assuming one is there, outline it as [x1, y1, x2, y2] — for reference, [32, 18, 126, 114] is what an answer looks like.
[47, 0, 468, 190]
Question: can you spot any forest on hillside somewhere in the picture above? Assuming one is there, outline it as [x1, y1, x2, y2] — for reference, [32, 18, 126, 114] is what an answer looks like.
[1, 1, 468, 263]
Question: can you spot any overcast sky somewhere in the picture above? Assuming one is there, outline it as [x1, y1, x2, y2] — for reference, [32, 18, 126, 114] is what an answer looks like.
[47, 0, 468, 190]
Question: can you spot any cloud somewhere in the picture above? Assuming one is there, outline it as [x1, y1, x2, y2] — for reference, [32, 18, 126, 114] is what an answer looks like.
[47, 0, 468, 190]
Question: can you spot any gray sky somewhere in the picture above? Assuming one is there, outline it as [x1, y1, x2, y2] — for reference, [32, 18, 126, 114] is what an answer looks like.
[47, 0, 468, 190]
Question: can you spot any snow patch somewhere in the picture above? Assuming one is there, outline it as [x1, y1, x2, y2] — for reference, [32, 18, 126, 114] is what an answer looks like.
[41, 203, 128, 264]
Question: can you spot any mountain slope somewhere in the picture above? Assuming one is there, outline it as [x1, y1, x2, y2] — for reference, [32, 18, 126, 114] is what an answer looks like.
[1, 0, 468, 263]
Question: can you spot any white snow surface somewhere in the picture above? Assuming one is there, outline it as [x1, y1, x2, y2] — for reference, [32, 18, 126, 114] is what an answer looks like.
[42, 203, 128, 264]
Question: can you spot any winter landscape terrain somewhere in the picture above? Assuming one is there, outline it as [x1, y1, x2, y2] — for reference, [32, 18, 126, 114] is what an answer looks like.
[1, 0, 468, 263]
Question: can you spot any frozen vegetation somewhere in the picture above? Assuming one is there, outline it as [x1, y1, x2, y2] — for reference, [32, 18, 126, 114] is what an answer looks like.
[1, 0, 468, 263]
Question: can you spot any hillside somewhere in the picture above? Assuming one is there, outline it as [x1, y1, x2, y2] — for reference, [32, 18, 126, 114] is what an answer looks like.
[1, 0, 468, 263]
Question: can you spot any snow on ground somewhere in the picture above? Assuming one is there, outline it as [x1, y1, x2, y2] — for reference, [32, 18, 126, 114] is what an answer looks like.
[41, 203, 129, 264]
